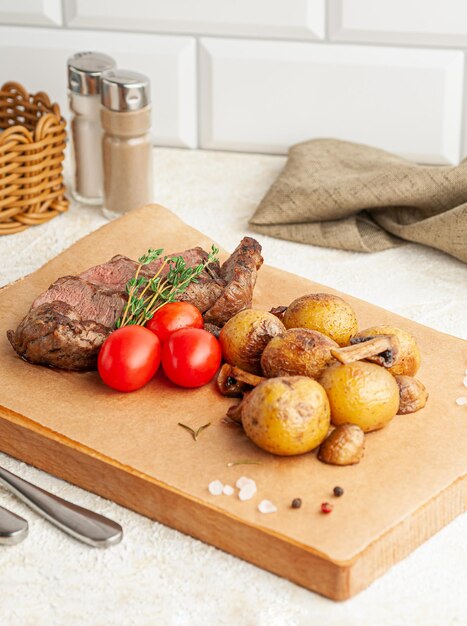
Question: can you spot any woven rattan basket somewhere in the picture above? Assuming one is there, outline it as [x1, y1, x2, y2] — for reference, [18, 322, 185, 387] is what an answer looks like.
[0, 81, 69, 235]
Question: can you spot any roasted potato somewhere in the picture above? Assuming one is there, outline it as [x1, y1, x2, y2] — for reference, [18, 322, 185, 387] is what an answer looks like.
[260, 328, 338, 379]
[283, 293, 358, 346]
[319, 361, 400, 432]
[242, 376, 331, 456]
[219, 309, 285, 374]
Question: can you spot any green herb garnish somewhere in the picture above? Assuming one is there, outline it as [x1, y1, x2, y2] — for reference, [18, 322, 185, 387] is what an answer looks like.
[178, 422, 211, 441]
[116, 245, 219, 328]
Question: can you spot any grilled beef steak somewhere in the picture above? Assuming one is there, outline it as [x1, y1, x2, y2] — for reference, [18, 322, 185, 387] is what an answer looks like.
[33, 276, 126, 328]
[7, 302, 110, 370]
[7, 238, 263, 371]
[203, 237, 263, 326]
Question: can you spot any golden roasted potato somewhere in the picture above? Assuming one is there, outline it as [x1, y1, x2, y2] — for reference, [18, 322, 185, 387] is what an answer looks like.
[242, 376, 330, 456]
[219, 309, 285, 374]
[353, 325, 421, 376]
[319, 361, 400, 432]
[260, 328, 338, 379]
[283, 293, 358, 346]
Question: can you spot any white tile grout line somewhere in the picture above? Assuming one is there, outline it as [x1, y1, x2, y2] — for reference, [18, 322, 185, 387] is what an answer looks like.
[1, 21, 467, 53]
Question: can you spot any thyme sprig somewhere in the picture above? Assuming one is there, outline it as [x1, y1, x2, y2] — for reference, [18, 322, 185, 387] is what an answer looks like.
[226, 460, 263, 467]
[178, 422, 211, 441]
[116, 245, 219, 328]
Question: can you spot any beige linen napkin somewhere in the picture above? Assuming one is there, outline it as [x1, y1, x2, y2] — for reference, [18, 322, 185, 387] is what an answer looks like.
[250, 139, 467, 263]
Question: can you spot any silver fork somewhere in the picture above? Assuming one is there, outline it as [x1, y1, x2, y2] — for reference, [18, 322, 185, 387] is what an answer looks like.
[0, 505, 28, 545]
[0, 464, 123, 548]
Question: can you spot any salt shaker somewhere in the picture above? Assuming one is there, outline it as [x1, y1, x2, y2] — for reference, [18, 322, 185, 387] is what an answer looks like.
[100, 69, 153, 218]
[67, 51, 116, 205]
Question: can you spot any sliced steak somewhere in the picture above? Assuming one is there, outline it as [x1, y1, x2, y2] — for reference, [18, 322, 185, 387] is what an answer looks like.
[7, 302, 110, 370]
[203, 237, 263, 326]
[7, 238, 262, 371]
[81, 248, 221, 292]
[32, 276, 126, 328]
[79, 255, 139, 291]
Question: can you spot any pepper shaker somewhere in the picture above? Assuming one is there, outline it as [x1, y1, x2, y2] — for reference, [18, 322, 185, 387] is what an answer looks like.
[67, 51, 116, 205]
[100, 69, 153, 218]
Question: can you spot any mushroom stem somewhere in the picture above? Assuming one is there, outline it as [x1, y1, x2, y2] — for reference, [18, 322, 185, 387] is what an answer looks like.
[217, 364, 265, 396]
[331, 335, 401, 368]
[231, 366, 265, 387]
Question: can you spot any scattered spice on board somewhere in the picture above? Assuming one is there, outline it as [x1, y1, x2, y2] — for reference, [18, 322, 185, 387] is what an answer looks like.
[178, 422, 211, 441]
[258, 500, 277, 514]
[208, 480, 223, 496]
[321, 502, 333, 514]
[235, 477, 258, 500]
[291, 498, 302, 509]
[333, 486, 344, 497]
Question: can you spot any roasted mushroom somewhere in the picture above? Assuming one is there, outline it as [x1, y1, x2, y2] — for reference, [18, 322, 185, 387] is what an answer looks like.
[219, 309, 285, 374]
[319, 361, 400, 432]
[226, 392, 250, 423]
[241, 376, 331, 456]
[260, 328, 338, 379]
[353, 326, 421, 377]
[331, 334, 401, 368]
[395, 375, 428, 414]
[318, 424, 365, 466]
[217, 363, 265, 397]
[282, 293, 358, 346]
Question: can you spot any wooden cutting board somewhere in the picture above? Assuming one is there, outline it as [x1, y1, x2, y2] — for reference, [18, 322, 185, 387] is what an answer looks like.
[0, 205, 465, 600]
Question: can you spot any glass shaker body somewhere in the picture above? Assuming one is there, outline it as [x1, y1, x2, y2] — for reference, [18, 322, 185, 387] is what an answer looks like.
[101, 107, 153, 218]
[69, 92, 103, 204]
[100, 70, 153, 219]
[67, 51, 116, 205]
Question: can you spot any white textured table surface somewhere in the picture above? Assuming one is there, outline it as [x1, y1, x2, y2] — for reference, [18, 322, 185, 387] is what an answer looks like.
[0, 148, 466, 626]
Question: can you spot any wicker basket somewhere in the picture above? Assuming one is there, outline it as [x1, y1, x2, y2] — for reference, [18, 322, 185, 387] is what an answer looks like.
[0, 81, 69, 235]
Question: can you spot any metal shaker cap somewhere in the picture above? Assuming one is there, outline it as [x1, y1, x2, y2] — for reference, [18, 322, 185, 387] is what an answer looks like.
[68, 51, 116, 96]
[101, 70, 151, 112]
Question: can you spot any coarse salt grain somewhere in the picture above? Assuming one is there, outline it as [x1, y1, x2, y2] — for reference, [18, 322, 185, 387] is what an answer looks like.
[455, 397, 467, 406]
[463, 376, 467, 387]
[239, 481, 257, 501]
[208, 480, 224, 496]
[258, 500, 277, 514]
[236, 476, 254, 489]
[223, 485, 234, 496]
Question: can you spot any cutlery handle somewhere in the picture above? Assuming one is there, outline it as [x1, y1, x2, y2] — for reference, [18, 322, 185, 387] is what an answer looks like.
[0, 505, 28, 545]
[0, 466, 122, 548]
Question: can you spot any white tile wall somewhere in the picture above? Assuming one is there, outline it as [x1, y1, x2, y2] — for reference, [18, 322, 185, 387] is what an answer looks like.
[1, 2, 467, 163]
[0, 0, 62, 26]
[200, 39, 464, 164]
[64, 0, 325, 40]
[330, 0, 467, 47]
[0, 26, 197, 148]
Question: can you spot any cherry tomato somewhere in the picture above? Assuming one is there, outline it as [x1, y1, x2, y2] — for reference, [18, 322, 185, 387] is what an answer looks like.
[162, 328, 222, 388]
[98, 326, 161, 392]
[147, 302, 203, 343]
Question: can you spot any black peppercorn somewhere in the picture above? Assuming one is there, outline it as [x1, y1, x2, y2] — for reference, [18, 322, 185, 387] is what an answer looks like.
[333, 486, 344, 497]
[291, 498, 302, 509]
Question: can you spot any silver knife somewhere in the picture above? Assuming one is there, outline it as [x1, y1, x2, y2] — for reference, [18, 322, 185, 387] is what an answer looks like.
[0, 505, 28, 545]
[0, 465, 123, 548]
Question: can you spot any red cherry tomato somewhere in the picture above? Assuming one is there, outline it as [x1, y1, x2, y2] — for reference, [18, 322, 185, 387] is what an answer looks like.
[162, 328, 222, 388]
[98, 326, 161, 392]
[147, 302, 204, 343]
